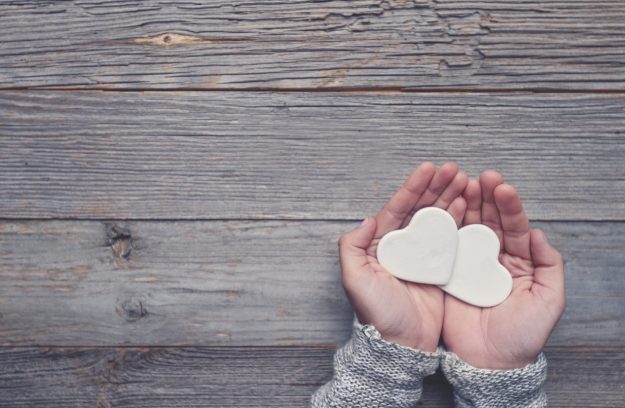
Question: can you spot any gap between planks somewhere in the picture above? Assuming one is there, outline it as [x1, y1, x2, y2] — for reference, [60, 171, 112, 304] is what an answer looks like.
[2, 87, 625, 94]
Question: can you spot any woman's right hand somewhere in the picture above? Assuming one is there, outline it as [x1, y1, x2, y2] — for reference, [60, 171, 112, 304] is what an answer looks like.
[442, 171, 566, 369]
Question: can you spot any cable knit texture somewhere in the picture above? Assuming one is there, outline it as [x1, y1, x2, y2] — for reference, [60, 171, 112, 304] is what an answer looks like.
[310, 321, 441, 407]
[441, 351, 548, 408]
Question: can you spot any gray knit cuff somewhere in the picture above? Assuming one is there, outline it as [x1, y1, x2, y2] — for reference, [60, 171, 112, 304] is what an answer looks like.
[441, 352, 548, 408]
[346, 321, 442, 382]
[311, 321, 441, 407]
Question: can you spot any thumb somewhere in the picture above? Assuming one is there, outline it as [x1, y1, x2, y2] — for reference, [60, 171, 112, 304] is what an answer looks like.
[338, 217, 377, 278]
[531, 228, 563, 269]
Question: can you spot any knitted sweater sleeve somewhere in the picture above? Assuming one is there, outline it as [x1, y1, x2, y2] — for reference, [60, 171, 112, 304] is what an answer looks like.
[441, 351, 548, 408]
[310, 321, 441, 408]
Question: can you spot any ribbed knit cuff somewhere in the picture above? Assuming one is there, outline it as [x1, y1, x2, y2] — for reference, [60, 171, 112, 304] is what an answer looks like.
[311, 321, 441, 407]
[441, 352, 548, 408]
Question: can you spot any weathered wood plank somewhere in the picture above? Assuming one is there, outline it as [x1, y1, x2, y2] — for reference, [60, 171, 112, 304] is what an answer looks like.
[0, 220, 622, 346]
[1, 1, 624, 90]
[0, 346, 621, 407]
[1, 92, 624, 220]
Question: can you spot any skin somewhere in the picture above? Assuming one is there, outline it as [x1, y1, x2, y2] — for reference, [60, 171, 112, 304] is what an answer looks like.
[339, 164, 566, 368]
[338, 162, 468, 351]
[443, 171, 566, 369]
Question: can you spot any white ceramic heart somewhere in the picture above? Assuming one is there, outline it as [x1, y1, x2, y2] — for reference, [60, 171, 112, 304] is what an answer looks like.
[440, 224, 513, 307]
[376, 207, 458, 284]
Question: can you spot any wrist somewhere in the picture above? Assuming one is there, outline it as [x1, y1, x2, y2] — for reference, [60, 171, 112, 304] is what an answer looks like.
[444, 342, 539, 370]
[454, 353, 537, 370]
[368, 316, 441, 353]
[382, 332, 438, 352]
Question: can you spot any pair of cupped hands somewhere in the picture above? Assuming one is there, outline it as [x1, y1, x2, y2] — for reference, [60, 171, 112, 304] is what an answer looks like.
[339, 162, 566, 370]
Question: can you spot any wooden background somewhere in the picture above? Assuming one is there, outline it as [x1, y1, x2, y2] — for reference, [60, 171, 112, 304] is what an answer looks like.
[1, 1, 624, 406]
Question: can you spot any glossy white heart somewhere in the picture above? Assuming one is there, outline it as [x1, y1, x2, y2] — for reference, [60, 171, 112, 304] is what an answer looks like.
[440, 224, 513, 307]
[377, 207, 458, 284]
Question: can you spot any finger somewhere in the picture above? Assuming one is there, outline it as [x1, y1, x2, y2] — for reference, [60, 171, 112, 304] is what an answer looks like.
[338, 217, 378, 279]
[375, 162, 436, 238]
[447, 196, 467, 227]
[531, 229, 565, 289]
[414, 162, 459, 210]
[462, 178, 482, 225]
[433, 171, 469, 210]
[494, 184, 531, 259]
[480, 170, 504, 248]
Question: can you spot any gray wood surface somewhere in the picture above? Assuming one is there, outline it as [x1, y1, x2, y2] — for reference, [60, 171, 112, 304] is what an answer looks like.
[1, 1, 625, 90]
[1, 220, 622, 347]
[2, 1, 624, 405]
[0, 346, 621, 407]
[2, 92, 625, 220]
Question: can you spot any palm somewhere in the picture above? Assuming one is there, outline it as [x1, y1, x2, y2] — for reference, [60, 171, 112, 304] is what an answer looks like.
[361, 237, 445, 351]
[443, 172, 566, 369]
[340, 162, 468, 351]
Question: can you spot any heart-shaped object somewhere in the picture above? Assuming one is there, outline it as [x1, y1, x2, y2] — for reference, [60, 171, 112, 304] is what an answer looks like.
[440, 224, 513, 307]
[377, 207, 458, 285]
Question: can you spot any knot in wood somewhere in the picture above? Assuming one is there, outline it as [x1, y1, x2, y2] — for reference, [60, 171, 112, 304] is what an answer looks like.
[117, 298, 148, 322]
[106, 224, 133, 259]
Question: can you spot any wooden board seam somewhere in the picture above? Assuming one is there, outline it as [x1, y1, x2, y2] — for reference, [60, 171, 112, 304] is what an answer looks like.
[2, 87, 625, 94]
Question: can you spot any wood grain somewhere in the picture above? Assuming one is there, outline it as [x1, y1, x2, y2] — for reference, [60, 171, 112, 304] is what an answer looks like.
[0, 220, 622, 346]
[1, 1, 624, 90]
[0, 346, 621, 407]
[2, 0, 623, 404]
[2, 92, 625, 220]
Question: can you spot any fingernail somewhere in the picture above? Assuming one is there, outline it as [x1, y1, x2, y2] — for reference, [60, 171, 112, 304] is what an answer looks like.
[358, 217, 370, 228]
